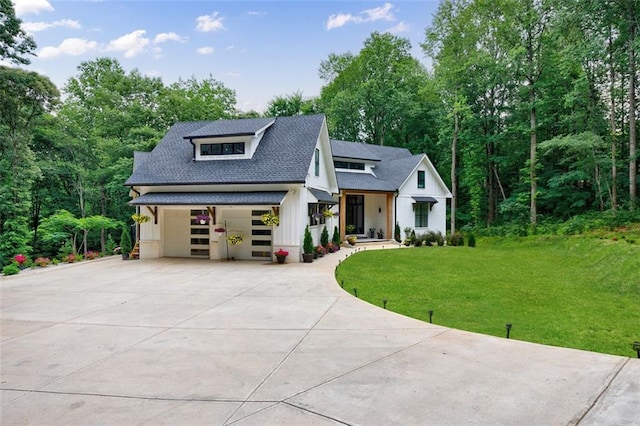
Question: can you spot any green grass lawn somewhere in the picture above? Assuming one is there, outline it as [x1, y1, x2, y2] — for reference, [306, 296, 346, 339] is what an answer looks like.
[335, 235, 640, 357]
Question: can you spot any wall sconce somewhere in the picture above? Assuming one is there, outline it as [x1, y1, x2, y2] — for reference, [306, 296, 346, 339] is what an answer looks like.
[378, 207, 382, 213]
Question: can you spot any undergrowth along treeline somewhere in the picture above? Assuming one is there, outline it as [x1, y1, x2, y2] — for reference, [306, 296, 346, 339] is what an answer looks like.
[335, 227, 640, 358]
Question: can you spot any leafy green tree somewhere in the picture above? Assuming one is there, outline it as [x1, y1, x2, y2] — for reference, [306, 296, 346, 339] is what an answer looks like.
[264, 91, 319, 117]
[320, 32, 428, 147]
[0, 0, 36, 65]
[158, 75, 237, 125]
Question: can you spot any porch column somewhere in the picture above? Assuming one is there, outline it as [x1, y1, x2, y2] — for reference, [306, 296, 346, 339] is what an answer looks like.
[339, 190, 346, 241]
[386, 193, 393, 240]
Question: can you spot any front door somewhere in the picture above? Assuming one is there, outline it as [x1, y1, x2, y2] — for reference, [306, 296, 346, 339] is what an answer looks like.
[346, 195, 364, 234]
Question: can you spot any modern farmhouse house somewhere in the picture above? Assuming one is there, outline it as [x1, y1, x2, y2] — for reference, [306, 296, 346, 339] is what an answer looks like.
[125, 114, 451, 262]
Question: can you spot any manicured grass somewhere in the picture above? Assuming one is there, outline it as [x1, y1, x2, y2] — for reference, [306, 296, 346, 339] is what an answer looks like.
[335, 235, 640, 357]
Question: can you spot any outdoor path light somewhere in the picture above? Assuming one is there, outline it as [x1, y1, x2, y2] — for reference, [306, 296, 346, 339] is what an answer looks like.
[506, 323, 512, 339]
[633, 341, 640, 358]
[428, 309, 433, 323]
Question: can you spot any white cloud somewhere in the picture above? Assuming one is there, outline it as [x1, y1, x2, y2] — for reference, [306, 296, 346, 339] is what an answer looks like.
[247, 11, 266, 16]
[197, 46, 214, 55]
[38, 38, 98, 59]
[196, 12, 225, 32]
[387, 21, 410, 34]
[225, 45, 235, 51]
[22, 19, 81, 32]
[326, 2, 395, 30]
[151, 46, 163, 59]
[153, 32, 187, 44]
[227, 72, 240, 78]
[106, 30, 150, 58]
[12, 0, 54, 16]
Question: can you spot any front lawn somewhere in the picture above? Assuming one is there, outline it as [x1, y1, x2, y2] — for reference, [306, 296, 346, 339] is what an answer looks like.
[335, 235, 640, 357]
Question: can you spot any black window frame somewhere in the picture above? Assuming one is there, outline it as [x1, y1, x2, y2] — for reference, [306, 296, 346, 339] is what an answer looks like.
[200, 142, 245, 156]
[308, 203, 326, 226]
[414, 202, 429, 228]
[315, 148, 320, 177]
[418, 170, 425, 189]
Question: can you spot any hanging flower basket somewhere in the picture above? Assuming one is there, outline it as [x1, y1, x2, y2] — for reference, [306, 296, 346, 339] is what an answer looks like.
[261, 212, 280, 226]
[226, 234, 244, 245]
[131, 214, 150, 224]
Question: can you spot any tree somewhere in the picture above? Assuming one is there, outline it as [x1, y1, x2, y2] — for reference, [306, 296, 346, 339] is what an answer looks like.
[320, 32, 428, 147]
[0, 67, 59, 260]
[0, 0, 36, 65]
[264, 91, 318, 117]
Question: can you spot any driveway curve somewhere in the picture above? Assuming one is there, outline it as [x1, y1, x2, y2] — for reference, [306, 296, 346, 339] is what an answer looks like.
[1, 247, 638, 425]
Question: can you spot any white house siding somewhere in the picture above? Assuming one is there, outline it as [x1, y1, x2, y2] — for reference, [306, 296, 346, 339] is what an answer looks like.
[396, 159, 451, 236]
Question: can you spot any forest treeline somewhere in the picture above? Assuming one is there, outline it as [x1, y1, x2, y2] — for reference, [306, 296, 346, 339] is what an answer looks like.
[1, 0, 638, 265]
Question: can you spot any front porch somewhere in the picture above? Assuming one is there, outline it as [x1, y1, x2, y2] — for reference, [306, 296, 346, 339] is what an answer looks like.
[338, 190, 395, 242]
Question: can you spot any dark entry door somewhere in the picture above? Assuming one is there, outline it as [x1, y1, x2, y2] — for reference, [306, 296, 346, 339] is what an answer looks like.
[346, 195, 364, 234]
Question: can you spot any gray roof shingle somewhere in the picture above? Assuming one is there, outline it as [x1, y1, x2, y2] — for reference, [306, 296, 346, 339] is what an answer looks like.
[125, 115, 326, 186]
[331, 140, 420, 191]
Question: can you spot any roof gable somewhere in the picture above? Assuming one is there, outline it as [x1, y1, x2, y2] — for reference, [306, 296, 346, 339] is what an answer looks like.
[184, 117, 275, 138]
[125, 115, 327, 186]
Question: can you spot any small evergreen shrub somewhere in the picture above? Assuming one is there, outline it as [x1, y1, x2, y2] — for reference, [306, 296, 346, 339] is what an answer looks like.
[303, 225, 314, 254]
[395, 222, 402, 242]
[120, 226, 132, 254]
[468, 233, 476, 247]
[320, 226, 329, 247]
[332, 226, 341, 246]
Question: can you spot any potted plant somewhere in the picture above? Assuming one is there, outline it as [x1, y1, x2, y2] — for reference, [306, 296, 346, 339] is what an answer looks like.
[120, 226, 132, 260]
[274, 248, 289, 264]
[368, 227, 376, 238]
[302, 225, 314, 263]
[347, 235, 357, 246]
[194, 213, 209, 225]
[377, 228, 384, 239]
[346, 224, 355, 234]
[315, 245, 326, 257]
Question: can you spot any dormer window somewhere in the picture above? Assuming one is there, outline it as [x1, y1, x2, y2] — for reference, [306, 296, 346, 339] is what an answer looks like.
[200, 142, 245, 156]
[334, 160, 365, 171]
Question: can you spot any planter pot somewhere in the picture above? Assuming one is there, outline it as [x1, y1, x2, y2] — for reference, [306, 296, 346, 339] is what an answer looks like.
[122, 253, 129, 260]
[302, 253, 314, 263]
[275, 255, 286, 264]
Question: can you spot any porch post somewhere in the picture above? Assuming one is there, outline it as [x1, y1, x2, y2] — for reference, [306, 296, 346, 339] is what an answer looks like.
[386, 193, 393, 240]
[339, 190, 346, 241]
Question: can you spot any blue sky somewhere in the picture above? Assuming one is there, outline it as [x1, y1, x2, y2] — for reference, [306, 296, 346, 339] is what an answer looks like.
[12, 0, 439, 113]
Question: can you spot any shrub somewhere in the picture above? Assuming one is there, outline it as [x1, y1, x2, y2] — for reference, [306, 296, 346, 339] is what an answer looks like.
[395, 222, 402, 242]
[468, 233, 476, 247]
[120, 226, 132, 255]
[2, 263, 20, 276]
[320, 226, 329, 247]
[34, 257, 51, 267]
[448, 232, 465, 246]
[436, 231, 445, 246]
[303, 225, 314, 254]
[332, 226, 341, 246]
[62, 253, 82, 263]
[85, 250, 100, 260]
[105, 234, 117, 254]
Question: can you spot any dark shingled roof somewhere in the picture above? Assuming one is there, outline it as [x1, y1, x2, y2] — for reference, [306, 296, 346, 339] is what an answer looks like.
[331, 140, 422, 192]
[130, 192, 288, 206]
[330, 140, 381, 161]
[308, 188, 336, 203]
[184, 117, 275, 138]
[125, 114, 326, 186]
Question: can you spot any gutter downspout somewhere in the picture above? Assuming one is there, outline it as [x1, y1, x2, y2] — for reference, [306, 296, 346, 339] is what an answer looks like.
[188, 138, 196, 161]
[130, 187, 141, 243]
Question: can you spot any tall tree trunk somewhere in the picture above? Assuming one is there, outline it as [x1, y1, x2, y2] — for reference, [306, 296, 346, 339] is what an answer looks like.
[530, 86, 537, 225]
[609, 30, 618, 211]
[628, 10, 637, 209]
[451, 112, 459, 236]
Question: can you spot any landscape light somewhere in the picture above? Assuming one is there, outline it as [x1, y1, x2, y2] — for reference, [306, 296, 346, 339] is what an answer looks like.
[383, 299, 388, 309]
[428, 309, 433, 323]
[506, 323, 512, 339]
[633, 341, 640, 359]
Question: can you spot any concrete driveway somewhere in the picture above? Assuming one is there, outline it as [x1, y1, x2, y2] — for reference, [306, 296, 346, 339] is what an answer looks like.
[1, 248, 638, 425]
